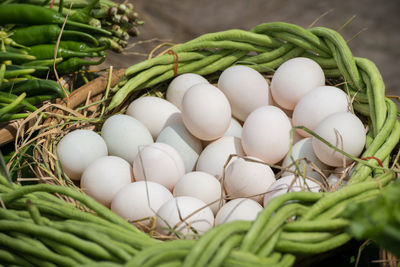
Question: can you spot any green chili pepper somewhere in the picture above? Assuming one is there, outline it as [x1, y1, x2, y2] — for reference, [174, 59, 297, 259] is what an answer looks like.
[28, 44, 104, 60]
[55, 56, 105, 75]
[25, 94, 57, 104]
[58, 41, 106, 52]
[4, 45, 29, 55]
[5, 65, 48, 72]
[0, 51, 36, 62]
[0, 113, 30, 122]
[90, 8, 108, 19]
[23, 58, 63, 67]
[5, 65, 49, 78]
[11, 25, 99, 46]
[0, 92, 26, 118]
[0, 79, 65, 98]
[0, 91, 38, 112]
[2, 37, 28, 49]
[69, 0, 99, 24]
[4, 68, 36, 78]
[0, 4, 111, 36]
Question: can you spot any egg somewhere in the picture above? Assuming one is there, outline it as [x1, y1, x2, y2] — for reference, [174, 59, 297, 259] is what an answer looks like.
[166, 73, 209, 110]
[312, 112, 366, 167]
[111, 181, 173, 224]
[218, 65, 269, 121]
[215, 198, 263, 225]
[196, 136, 244, 180]
[271, 57, 325, 110]
[133, 143, 185, 190]
[156, 196, 214, 236]
[156, 123, 202, 173]
[224, 117, 243, 138]
[292, 86, 350, 137]
[263, 175, 321, 206]
[224, 157, 275, 203]
[173, 171, 222, 214]
[242, 106, 292, 164]
[101, 114, 153, 163]
[57, 129, 108, 180]
[328, 174, 348, 190]
[202, 117, 242, 146]
[281, 138, 328, 181]
[327, 166, 352, 190]
[127, 96, 182, 139]
[182, 84, 231, 141]
[81, 156, 133, 207]
[270, 91, 293, 118]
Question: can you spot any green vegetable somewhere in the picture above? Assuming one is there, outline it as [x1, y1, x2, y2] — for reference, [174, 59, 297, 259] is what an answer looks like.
[0, 91, 38, 112]
[23, 58, 63, 67]
[5, 64, 49, 77]
[0, 51, 36, 62]
[11, 25, 99, 46]
[58, 41, 106, 52]
[0, 4, 112, 36]
[68, 0, 99, 24]
[28, 44, 104, 60]
[344, 179, 400, 257]
[0, 79, 65, 98]
[55, 56, 105, 75]
[0, 92, 26, 118]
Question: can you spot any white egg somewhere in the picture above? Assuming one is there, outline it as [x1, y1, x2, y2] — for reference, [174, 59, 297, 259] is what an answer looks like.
[101, 114, 153, 163]
[242, 106, 292, 164]
[327, 166, 352, 190]
[127, 96, 182, 139]
[196, 136, 244, 180]
[328, 175, 348, 190]
[81, 156, 133, 207]
[156, 196, 214, 236]
[133, 143, 185, 190]
[166, 73, 209, 110]
[111, 181, 173, 224]
[202, 117, 242, 146]
[270, 91, 294, 118]
[173, 171, 222, 214]
[156, 123, 202, 172]
[263, 175, 321, 206]
[218, 65, 269, 121]
[271, 57, 325, 110]
[182, 84, 231, 141]
[293, 86, 350, 137]
[57, 129, 108, 180]
[281, 138, 328, 181]
[224, 157, 275, 203]
[215, 198, 263, 225]
[312, 112, 366, 167]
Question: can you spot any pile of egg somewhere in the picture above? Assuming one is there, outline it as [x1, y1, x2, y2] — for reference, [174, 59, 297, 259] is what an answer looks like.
[57, 57, 366, 237]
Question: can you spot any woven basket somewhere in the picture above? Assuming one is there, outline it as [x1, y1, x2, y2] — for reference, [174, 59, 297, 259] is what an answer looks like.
[12, 22, 400, 266]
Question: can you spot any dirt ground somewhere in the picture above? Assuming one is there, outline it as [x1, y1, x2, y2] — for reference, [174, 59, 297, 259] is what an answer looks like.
[105, 0, 400, 96]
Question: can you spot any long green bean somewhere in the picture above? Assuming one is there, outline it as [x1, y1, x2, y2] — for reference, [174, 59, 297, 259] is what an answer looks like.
[0, 248, 33, 267]
[0, 220, 115, 260]
[208, 235, 243, 267]
[193, 221, 251, 267]
[0, 183, 148, 236]
[240, 191, 323, 252]
[0, 232, 77, 266]
[275, 233, 351, 254]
